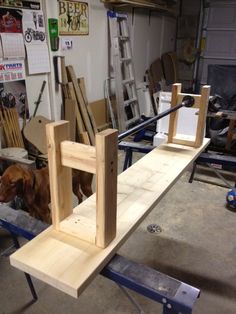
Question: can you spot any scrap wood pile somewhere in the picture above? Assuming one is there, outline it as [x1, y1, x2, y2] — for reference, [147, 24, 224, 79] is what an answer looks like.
[61, 59, 98, 146]
[0, 108, 24, 148]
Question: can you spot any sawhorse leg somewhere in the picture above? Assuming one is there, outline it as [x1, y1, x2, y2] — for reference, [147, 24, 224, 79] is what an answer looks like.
[101, 254, 200, 314]
[10, 233, 38, 301]
[123, 149, 133, 171]
[0, 218, 38, 302]
[189, 162, 197, 183]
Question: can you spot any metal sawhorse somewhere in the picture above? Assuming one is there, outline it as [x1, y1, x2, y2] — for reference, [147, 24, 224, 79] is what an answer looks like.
[118, 141, 154, 171]
[0, 205, 200, 314]
[189, 152, 236, 188]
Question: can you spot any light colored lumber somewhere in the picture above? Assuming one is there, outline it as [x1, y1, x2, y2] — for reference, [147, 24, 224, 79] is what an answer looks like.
[195, 85, 211, 147]
[0, 110, 10, 146]
[64, 98, 76, 141]
[79, 131, 90, 145]
[67, 82, 86, 135]
[46, 121, 73, 229]
[23, 116, 52, 154]
[78, 77, 98, 135]
[60, 140, 96, 173]
[167, 83, 181, 143]
[172, 136, 196, 147]
[59, 214, 96, 244]
[4, 109, 17, 146]
[89, 99, 109, 130]
[10, 137, 210, 298]
[67, 66, 95, 145]
[96, 129, 118, 248]
[12, 108, 24, 147]
[6, 109, 18, 146]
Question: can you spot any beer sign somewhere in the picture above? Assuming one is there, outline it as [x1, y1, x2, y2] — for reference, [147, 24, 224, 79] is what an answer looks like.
[58, 1, 89, 35]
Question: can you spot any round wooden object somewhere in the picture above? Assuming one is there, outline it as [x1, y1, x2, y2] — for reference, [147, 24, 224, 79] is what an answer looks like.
[0, 147, 28, 159]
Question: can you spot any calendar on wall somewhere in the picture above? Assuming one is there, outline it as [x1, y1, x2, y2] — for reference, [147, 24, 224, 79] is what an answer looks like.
[22, 10, 50, 74]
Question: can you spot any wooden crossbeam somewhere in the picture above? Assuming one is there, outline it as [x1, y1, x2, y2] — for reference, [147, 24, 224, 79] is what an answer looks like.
[60, 141, 96, 173]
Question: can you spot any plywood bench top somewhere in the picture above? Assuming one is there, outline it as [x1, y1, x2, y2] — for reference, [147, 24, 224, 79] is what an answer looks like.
[10, 139, 209, 298]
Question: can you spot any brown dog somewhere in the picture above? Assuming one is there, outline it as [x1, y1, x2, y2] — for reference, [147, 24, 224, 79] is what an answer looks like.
[0, 164, 93, 224]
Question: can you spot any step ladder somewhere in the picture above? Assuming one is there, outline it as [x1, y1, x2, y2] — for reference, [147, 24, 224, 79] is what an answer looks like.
[108, 10, 140, 132]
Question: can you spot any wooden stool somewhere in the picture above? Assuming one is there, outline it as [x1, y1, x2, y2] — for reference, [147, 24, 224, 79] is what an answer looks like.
[168, 83, 211, 148]
[46, 121, 118, 248]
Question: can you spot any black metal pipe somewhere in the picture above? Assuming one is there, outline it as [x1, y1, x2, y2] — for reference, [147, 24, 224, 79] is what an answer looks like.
[118, 95, 195, 141]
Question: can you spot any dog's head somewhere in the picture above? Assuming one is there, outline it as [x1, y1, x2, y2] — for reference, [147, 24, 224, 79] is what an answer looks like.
[0, 165, 32, 203]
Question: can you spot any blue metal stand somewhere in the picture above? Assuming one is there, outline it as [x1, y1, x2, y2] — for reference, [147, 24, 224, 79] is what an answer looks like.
[189, 152, 236, 187]
[119, 141, 154, 170]
[0, 206, 200, 313]
[0, 216, 38, 301]
[102, 255, 200, 314]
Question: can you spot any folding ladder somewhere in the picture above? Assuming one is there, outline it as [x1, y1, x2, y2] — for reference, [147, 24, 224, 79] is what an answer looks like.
[108, 10, 140, 132]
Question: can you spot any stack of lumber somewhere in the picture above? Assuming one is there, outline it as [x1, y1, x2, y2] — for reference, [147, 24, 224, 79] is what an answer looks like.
[0, 108, 24, 148]
[61, 58, 98, 145]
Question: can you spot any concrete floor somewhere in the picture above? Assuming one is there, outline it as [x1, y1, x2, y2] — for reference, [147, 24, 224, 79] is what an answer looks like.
[1, 153, 236, 313]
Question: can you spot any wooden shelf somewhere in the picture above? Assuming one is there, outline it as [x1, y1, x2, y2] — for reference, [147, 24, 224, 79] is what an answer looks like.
[101, 0, 178, 14]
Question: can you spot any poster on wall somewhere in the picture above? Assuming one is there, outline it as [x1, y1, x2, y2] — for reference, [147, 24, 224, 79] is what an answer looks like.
[0, 60, 25, 83]
[0, 8, 22, 33]
[23, 10, 46, 44]
[0, 1, 40, 10]
[0, 80, 29, 119]
[58, 0, 89, 35]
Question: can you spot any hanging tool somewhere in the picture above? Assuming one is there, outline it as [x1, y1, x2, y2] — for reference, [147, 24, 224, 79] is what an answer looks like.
[33, 80, 46, 117]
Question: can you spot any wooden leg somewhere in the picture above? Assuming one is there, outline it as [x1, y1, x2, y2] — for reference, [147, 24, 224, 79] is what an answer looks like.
[96, 129, 118, 248]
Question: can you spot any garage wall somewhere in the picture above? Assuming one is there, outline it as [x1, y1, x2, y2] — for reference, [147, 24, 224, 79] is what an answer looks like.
[198, 0, 236, 86]
[26, 1, 176, 120]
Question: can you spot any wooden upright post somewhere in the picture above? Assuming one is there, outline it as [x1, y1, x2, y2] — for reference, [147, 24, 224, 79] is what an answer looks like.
[168, 83, 182, 144]
[96, 129, 118, 247]
[195, 85, 211, 147]
[46, 121, 73, 230]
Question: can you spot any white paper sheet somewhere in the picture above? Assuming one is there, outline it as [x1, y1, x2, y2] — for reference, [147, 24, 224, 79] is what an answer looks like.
[1, 33, 25, 59]
[26, 44, 50, 74]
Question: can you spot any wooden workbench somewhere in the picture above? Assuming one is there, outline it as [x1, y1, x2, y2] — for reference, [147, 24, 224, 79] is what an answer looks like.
[10, 138, 210, 298]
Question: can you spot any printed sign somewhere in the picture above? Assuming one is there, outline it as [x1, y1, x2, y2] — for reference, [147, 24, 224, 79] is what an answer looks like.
[0, 60, 25, 83]
[58, 0, 89, 35]
[0, 8, 22, 33]
[0, 1, 40, 10]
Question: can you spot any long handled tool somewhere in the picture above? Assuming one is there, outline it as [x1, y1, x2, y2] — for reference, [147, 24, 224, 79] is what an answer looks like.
[33, 80, 47, 118]
[118, 95, 195, 141]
